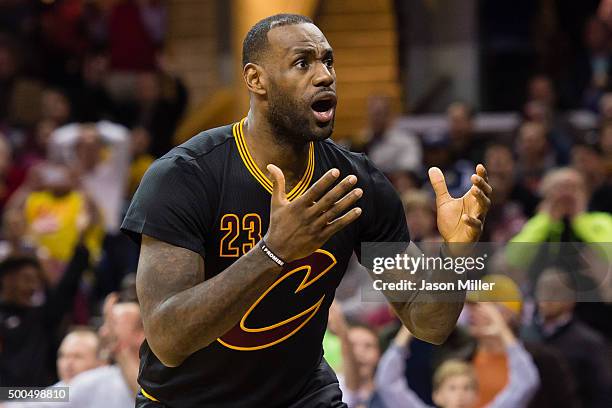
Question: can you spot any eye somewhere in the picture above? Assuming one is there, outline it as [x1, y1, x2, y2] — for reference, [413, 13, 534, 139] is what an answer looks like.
[295, 59, 309, 69]
[324, 58, 334, 69]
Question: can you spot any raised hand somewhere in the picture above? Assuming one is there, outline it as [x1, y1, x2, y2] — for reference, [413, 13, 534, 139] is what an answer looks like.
[428, 164, 492, 243]
[264, 165, 363, 262]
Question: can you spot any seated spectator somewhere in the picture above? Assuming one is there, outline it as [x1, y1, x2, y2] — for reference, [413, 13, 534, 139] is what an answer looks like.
[421, 131, 474, 197]
[514, 121, 557, 194]
[571, 142, 612, 212]
[56, 327, 104, 384]
[0, 247, 90, 387]
[574, 16, 612, 111]
[353, 94, 422, 173]
[445, 101, 483, 165]
[481, 143, 536, 242]
[7, 163, 102, 272]
[402, 190, 439, 242]
[510, 167, 612, 245]
[535, 268, 612, 408]
[375, 304, 539, 408]
[58, 299, 144, 407]
[328, 302, 386, 408]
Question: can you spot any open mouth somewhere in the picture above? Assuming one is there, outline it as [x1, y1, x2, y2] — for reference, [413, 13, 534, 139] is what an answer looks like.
[310, 93, 337, 123]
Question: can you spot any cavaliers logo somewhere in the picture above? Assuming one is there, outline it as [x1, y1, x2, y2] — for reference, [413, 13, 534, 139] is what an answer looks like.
[218, 249, 337, 351]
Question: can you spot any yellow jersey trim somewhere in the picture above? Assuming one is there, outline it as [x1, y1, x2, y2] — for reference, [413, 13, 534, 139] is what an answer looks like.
[233, 118, 314, 201]
[141, 388, 159, 402]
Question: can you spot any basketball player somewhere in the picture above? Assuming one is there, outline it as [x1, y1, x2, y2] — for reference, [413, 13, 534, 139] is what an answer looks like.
[122, 14, 492, 408]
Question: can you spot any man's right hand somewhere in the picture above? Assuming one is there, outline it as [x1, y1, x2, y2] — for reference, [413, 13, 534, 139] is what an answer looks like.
[264, 165, 363, 262]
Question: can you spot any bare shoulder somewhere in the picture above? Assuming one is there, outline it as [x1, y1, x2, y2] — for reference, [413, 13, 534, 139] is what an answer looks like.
[136, 235, 205, 311]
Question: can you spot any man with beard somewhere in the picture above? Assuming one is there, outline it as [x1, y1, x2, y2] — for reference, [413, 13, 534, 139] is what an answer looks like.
[121, 14, 492, 408]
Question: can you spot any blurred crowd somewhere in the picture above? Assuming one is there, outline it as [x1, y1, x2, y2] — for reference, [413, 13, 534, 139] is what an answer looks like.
[328, 7, 612, 408]
[0, 1, 611, 408]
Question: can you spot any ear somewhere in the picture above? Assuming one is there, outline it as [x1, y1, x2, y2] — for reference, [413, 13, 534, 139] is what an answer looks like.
[243, 63, 267, 96]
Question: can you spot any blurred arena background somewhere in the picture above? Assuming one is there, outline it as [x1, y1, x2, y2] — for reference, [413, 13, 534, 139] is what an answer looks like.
[0, 1, 611, 407]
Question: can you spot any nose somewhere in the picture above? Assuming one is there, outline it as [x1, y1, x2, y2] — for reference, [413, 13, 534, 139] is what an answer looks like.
[312, 61, 334, 87]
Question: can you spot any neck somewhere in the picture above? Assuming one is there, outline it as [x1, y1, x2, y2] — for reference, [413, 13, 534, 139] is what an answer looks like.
[242, 109, 311, 190]
[479, 337, 505, 353]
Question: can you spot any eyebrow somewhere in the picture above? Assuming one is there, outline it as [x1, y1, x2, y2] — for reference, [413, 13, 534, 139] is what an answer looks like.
[290, 46, 334, 58]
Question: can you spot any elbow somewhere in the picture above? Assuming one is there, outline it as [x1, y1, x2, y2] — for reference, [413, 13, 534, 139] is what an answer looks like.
[144, 316, 188, 368]
[406, 320, 452, 345]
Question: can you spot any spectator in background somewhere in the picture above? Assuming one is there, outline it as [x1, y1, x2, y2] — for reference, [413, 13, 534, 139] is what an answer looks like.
[40, 89, 72, 127]
[571, 142, 612, 212]
[375, 306, 539, 408]
[514, 121, 557, 194]
[421, 131, 473, 197]
[0, 248, 90, 387]
[536, 268, 612, 408]
[481, 143, 536, 242]
[402, 190, 439, 242]
[446, 101, 483, 165]
[6, 163, 102, 274]
[70, 52, 115, 123]
[43, 300, 144, 408]
[328, 303, 386, 408]
[574, 16, 612, 111]
[357, 94, 422, 174]
[55, 327, 104, 385]
[49, 121, 130, 235]
[525, 76, 573, 164]
[510, 167, 612, 244]
[0, 39, 44, 128]
[117, 71, 188, 157]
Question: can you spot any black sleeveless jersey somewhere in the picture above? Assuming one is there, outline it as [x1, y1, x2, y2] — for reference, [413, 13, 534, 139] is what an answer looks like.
[121, 119, 410, 407]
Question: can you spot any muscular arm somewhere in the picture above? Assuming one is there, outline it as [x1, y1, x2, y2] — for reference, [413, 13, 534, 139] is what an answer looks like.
[375, 242, 464, 345]
[137, 235, 282, 367]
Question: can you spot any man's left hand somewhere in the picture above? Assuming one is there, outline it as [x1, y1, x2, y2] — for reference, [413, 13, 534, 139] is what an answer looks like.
[428, 164, 492, 244]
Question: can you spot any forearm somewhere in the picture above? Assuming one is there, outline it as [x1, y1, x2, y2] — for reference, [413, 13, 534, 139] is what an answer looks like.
[374, 243, 464, 344]
[145, 245, 282, 366]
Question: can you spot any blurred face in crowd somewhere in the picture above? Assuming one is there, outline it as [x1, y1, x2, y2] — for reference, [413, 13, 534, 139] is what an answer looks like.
[76, 125, 103, 171]
[367, 95, 392, 136]
[41, 163, 74, 196]
[57, 331, 103, 383]
[432, 374, 478, 408]
[41, 90, 71, 124]
[536, 269, 576, 323]
[249, 23, 337, 143]
[403, 193, 435, 241]
[447, 103, 473, 142]
[517, 121, 548, 159]
[540, 168, 587, 215]
[528, 76, 555, 107]
[0, 264, 42, 307]
[348, 326, 380, 380]
[99, 303, 144, 359]
[484, 145, 515, 201]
